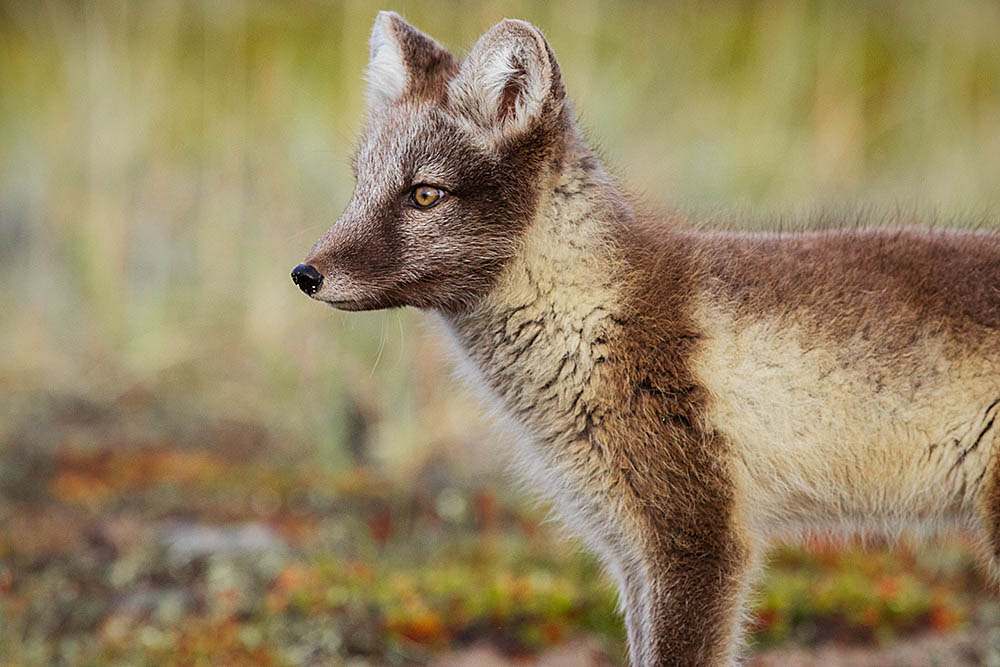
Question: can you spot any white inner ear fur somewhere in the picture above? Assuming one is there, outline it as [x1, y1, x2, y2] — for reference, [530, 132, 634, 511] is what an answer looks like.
[449, 22, 552, 141]
[365, 13, 407, 109]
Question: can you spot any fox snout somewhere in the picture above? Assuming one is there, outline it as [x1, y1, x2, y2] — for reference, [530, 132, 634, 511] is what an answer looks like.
[290, 263, 323, 296]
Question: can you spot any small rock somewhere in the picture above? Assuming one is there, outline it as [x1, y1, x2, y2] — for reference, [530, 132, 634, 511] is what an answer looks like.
[159, 521, 286, 564]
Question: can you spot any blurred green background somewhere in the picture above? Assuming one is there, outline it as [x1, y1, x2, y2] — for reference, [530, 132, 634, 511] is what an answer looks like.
[2, 1, 1000, 665]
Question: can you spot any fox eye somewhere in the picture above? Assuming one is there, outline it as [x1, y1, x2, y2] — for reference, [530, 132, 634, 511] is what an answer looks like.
[410, 185, 445, 209]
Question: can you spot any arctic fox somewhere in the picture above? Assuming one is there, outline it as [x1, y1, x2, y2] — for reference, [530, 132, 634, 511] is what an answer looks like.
[292, 12, 1000, 666]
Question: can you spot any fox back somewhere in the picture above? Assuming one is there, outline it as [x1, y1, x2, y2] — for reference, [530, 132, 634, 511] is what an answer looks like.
[294, 12, 1000, 666]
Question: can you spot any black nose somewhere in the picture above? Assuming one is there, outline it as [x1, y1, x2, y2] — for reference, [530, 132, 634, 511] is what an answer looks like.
[291, 264, 324, 295]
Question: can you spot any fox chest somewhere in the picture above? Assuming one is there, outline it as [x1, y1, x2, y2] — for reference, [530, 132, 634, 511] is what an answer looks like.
[443, 302, 632, 492]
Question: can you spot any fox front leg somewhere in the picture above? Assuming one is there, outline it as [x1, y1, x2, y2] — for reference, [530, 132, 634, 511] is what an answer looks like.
[623, 530, 755, 667]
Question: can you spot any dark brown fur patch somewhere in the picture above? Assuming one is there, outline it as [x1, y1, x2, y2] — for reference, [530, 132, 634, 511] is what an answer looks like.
[605, 230, 751, 665]
[689, 228, 1000, 350]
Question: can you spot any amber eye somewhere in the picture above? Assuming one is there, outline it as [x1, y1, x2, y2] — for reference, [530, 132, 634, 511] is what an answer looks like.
[411, 185, 444, 209]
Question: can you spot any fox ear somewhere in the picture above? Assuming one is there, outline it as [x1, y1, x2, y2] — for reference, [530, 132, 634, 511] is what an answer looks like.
[366, 11, 456, 109]
[448, 19, 564, 142]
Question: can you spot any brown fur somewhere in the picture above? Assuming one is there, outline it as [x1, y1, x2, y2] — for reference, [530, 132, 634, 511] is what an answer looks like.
[296, 12, 1000, 666]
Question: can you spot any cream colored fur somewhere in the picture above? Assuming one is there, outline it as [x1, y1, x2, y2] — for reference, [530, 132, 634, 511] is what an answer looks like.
[365, 12, 408, 108]
[442, 149, 625, 512]
[693, 300, 1000, 538]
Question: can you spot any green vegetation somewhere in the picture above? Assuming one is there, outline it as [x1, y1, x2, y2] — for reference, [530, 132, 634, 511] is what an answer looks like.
[2, 1, 999, 664]
[0, 403, 993, 665]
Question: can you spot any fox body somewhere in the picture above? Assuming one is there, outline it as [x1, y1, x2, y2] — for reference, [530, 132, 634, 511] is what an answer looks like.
[294, 12, 1000, 666]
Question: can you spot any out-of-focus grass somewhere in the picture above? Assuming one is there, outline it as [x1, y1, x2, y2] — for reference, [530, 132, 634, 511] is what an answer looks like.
[2, 1, 1000, 664]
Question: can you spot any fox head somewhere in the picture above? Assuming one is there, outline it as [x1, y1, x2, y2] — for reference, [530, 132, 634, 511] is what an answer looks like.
[292, 12, 570, 312]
